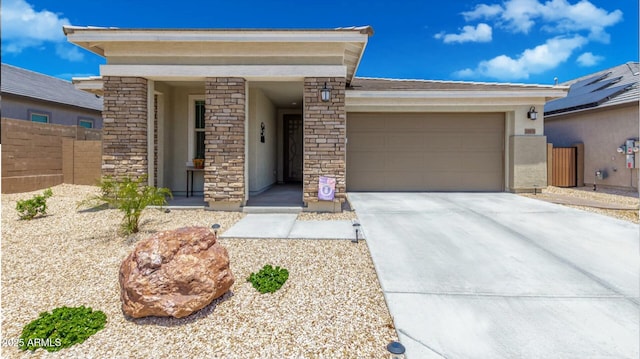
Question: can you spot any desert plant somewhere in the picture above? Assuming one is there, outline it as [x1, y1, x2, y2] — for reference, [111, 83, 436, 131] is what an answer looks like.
[247, 264, 289, 293]
[19, 306, 107, 352]
[16, 188, 53, 220]
[80, 175, 172, 234]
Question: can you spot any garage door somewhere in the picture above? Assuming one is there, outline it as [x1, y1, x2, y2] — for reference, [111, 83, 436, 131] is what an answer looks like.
[347, 113, 504, 191]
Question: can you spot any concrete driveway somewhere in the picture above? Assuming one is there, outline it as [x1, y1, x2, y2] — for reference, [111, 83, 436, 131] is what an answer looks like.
[348, 192, 639, 359]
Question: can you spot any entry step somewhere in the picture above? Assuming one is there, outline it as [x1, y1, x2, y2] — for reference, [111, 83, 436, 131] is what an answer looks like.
[243, 206, 303, 214]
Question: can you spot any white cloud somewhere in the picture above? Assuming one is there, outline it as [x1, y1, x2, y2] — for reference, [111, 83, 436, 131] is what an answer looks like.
[499, 0, 544, 34]
[447, 1, 622, 80]
[462, 4, 503, 21]
[576, 52, 604, 67]
[55, 43, 84, 62]
[475, 0, 622, 39]
[1, 0, 72, 53]
[435, 23, 493, 44]
[455, 35, 587, 80]
[538, 0, 622, 43]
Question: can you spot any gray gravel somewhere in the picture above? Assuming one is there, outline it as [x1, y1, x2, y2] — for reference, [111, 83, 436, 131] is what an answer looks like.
[521, 186, 639, 223]
[1, 184, 397, 358]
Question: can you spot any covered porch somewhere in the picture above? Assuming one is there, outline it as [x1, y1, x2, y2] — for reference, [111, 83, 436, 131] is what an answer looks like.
[64, 25, 372, 212]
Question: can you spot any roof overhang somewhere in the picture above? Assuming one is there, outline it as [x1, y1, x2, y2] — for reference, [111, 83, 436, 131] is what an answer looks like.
[346, 87, 569, 112]
[72, 76, 104, 96]
[63, 26, 372, 84]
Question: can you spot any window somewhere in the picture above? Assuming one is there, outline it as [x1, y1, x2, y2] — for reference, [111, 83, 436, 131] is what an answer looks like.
[188, 95, 206, 162]
[195, 100, 205, 158]
[29, 111, 49, 123]
[78, 118, 94, 128]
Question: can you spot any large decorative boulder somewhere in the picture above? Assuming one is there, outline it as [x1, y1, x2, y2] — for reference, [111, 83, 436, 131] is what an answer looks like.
[119, 226, 234, 318]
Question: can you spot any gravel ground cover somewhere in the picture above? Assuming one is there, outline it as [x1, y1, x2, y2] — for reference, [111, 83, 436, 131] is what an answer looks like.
[296, 211, 357, 221]
[1, 184, 396, 358]
[520, 186, 639, 223]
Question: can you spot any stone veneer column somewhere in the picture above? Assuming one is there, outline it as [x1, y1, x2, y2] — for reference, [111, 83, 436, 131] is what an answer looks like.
[204, 78, 246, 210]
[303, 77, 347, 212]
[102, 76, 148, 179]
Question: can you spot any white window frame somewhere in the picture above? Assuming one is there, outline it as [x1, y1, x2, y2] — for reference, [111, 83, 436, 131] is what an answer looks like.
[78, 118, 94, 128]
[187, 95, 206, 163]
[29, 110, 50, 123]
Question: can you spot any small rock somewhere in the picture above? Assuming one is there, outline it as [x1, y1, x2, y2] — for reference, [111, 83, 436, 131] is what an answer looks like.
[119, 227, 234, 318]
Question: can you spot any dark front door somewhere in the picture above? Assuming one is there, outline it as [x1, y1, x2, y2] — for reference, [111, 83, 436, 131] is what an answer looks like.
[283, 114, 303, 182]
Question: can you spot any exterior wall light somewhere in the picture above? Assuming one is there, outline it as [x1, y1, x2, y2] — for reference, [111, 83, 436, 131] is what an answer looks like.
[527, 106, 538, 120]
[321, 82, 331, 102]
[386, 341, 406, 358]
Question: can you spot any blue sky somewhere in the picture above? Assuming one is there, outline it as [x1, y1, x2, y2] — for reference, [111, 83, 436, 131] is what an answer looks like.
[1, 0, 638, 84]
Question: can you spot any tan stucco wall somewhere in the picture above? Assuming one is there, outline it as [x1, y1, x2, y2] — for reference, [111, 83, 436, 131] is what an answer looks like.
[164, 85, 204, 195]
[248, 87, 277, 193]
[509, 135, 548, 191]
[545, 104, 639, 189]
[506, 104, 547, 191]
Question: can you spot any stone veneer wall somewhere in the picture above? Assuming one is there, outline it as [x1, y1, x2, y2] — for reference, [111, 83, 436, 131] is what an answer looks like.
[303, 77, 347, 211]
[102, 76, 148, 178]
[204, 77, 246, 209]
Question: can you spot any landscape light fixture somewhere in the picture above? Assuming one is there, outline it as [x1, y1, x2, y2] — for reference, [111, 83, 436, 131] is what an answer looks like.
[211, 223, 221, 236]
[352, 221, 361, 243]
[321, 82, 331, 102]
[386, 341, 406, 359]
[527, 106, 538, 120]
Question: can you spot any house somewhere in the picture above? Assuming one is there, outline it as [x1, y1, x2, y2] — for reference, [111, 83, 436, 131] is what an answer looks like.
[63, 25, 567, 211]
[545, 62, 639, 190]
[1, 63, 103, 129]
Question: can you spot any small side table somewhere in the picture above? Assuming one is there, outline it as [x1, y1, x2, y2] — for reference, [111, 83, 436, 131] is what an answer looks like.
[186, 167, 204, 197]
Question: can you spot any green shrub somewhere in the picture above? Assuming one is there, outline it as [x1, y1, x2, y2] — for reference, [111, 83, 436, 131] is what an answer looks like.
[19, 306, 107, 352]
[16, 188, 53, 220]
[247, 264, 289, 293]
[79, 175, 172, 234]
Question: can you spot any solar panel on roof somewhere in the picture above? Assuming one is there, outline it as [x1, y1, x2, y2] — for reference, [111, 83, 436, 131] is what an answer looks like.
[568, 76, 622, 96]
[545, 83, 633, 114]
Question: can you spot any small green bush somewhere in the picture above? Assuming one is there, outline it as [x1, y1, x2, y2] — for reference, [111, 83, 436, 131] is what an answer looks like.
[247, 264, 289, 293]
[16, 188, 53, 220]
[79, 175, 172, 234]
[19, 306, 107, 352]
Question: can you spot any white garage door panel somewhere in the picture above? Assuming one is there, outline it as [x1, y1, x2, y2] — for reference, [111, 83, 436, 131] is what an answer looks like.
[347, 113, 504, 191]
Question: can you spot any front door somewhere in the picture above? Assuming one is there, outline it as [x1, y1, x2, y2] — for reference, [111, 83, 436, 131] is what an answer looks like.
[283, 114, 303, 182]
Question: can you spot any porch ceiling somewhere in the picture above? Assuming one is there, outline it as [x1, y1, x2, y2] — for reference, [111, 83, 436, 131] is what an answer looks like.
[251, 82, 303, 109]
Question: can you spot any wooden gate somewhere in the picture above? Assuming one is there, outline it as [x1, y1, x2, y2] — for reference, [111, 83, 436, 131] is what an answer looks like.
[551, 147, 577, 187]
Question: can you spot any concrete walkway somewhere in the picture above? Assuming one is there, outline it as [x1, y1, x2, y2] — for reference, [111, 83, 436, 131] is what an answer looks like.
[349, 192, 639, 359]
[220, 213, 359, 240]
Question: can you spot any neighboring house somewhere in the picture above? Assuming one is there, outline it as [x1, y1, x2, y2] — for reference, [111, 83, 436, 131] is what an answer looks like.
[1, 63, 103, 129]
[545, 62, 639, 190]
[64, 25, 567, 211]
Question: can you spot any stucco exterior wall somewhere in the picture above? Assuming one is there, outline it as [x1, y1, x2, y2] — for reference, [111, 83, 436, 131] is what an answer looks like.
[509, 135, 548, 191]
[248, 87, 277, 194]
[163, 85, 203, 195]
[545, 104, 639, 189]
[2, 94, 102, 128]
[506, 105, 548, 192]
